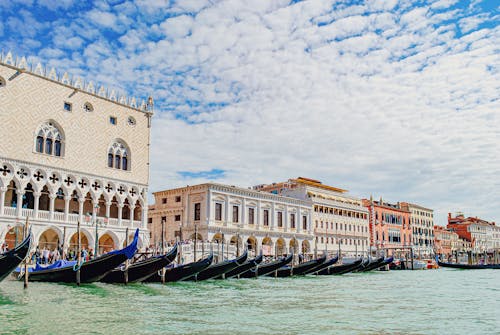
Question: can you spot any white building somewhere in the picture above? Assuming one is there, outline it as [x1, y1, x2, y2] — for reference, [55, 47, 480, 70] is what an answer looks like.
[0, 52, 152, 254]
[401, 202, 434, 257]
[254, 177, 370, 258]
[148, 183, 314, 258]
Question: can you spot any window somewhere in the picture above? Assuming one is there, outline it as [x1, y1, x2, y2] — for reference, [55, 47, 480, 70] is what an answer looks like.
[109, 116, 117, 125]
[215, 203, 222, 220]
[64, 102, 72, 112]
[248, 208, 254, 225]
[161, 216, 166, 223]
[175, 196, 181, 202]
[147, 218, 153, 224]
[175, 215, 181, 222]
[277, 212, 283, 227]
[263, 209, 269, 226]
[127, 116, 136, 126]
[107, 140, 129, 171]
[194, 203, 201, 221]
[162, 198, 167, 204]
[302, 216, 307, 230]
[34, 122, 64, 157]
[83, 102, 93, 112]
[290, 213, 296, 229]
[232, 205, 239, 223]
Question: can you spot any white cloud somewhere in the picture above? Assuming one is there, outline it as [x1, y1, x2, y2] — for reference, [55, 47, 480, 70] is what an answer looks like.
[2, 0, 499, 225]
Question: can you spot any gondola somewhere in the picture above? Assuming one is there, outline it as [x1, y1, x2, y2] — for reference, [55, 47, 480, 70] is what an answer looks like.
[306, 256, 339, 275]
[184, 251, 248, 281]
[100, 244, 178, 284]
[15, 229, 139, 284]
[316, 258, 363, 275]
[269, 255, 327, 278]
[437, 261, 500, 269]
[220, 254, 264, 279]
[239, 253, 293, 278]
[0, 230, 32, 282]
[358, 256, 386, 272]
[144, 254, 214, 283]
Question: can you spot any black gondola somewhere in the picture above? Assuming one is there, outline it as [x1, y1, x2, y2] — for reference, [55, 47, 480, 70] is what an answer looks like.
[438, 261, 500, 269]
[184, 251, 248, 281]
[15, 229, 139, 284]
[220, 254, 264, 279]
[316, 258, 363, 275]
[0, 231, 32, 282]
[144, 253, 214, 283]
[100, 244, 178, 284]
[358, 256, 386, 272]
[306, 256, 339, 275]
[270, 255, 327, 278]
[239, 253, 293, 278]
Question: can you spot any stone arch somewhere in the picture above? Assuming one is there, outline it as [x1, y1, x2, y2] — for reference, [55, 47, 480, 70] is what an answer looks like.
[4, 180, 19, 208]
[189, 233, 203, 241]
[261, 236, 273, 256]
[133, 199, 142, 221]
[3, 224, 26, 249]
[38, 227, 63, 250]
[301, 240, 311, 254]
[289, 238, 299, 254]
[98, 230, 119, 254]
[246, 236, 257, 252]
[122, 233, 143, 249]
[22, 182, 35, 209]
[68, 230, 92, 252]
[276, 237, 286, 256]
[230, 235, 242, 248]
[212, 232, 225, 243]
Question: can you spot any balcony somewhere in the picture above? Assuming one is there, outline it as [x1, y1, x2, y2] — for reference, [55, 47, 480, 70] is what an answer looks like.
[1, 206, 142, 228]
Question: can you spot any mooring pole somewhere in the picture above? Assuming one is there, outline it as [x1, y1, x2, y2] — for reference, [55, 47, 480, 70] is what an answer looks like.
[124, 227, 129, 285]
[161, 219, 165, 284]
[410, 247, 414, 270]
[23, 217, 29, 289]
[76, 220, 81, 286]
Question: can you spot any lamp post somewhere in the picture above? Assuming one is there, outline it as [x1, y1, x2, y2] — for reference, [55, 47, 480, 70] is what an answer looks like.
[86, 204, 107, 259]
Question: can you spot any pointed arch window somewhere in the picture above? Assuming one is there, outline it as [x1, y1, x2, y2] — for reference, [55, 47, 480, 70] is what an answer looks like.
[107, 140, 130, 171]
[34, 122, 64, 157]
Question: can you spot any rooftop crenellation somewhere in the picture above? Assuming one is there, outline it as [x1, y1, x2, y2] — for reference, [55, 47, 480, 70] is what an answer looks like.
[0, 51, 153, 114]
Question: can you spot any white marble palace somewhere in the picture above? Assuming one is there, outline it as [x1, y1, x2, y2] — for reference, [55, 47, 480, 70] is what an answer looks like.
[0, 52, 152, 254]
[149, 183, 314, 258]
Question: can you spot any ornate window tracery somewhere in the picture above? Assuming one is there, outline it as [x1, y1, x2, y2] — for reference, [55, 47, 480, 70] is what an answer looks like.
[107, 140, 129, 171]
[35, 122, 64, 157]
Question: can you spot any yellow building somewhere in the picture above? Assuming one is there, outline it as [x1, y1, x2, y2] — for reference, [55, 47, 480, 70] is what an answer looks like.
[0, 52, 152, 253]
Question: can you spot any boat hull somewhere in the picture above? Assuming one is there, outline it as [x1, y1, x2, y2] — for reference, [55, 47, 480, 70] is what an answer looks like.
[438, 261, 500, 269]
[184, 251, 248, 281]
[317, 258, 364, 275]
[0, 232, 31, 282]
[239, 254, 293, 278]
[100, 244, 178, 284]
[221, 254, 263, 279]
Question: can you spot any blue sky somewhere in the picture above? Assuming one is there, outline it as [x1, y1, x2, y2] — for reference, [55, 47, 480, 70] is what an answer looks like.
[1, 0, 499, 225]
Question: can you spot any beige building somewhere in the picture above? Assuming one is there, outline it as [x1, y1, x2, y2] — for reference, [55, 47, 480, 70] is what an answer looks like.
[0, 52, 152, 253]
[148, 183, 314, 257]
[400, 202, 434, 257]
[254, 177, 370, 257]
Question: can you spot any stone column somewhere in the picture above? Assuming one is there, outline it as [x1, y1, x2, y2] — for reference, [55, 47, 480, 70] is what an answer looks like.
[256, 200, 261, 229]
[284, 206, 289, 233]
[33, 191, 41, 219]
[0, 187, 6, 216]
[16, 190, 24, 217]
[297, 207, 302, 233]
[105, 200, 111, 219]
[78, 198, 85, 224]
[225, 195, 230, 226]
[63, 195, 71, 222]
[206, 189, 212, 226]
[271, 202, 275, 230]
[49, 193, 56, 221]
[241, 198, 246, 226]
[117, 203, 124, 227]
[129, 206, 135, 227]
[141, 204, 148, 229]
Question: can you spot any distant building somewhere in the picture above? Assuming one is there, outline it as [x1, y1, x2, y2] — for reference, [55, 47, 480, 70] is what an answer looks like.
[400, 202, 434, 257]
[447, 213, 500, 253]
[433, 226, 457, 258]
[362, 197, 411, 256]
[0, 52, 152, 253]
[254, 177, 369, 257]
[148, 183, 314, 257]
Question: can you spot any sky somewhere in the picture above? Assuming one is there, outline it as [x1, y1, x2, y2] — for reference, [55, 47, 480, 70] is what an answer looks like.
[0, 0, 498, 226]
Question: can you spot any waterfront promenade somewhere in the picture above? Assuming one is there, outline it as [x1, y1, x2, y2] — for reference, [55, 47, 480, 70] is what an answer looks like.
[0, 269, 498, 335]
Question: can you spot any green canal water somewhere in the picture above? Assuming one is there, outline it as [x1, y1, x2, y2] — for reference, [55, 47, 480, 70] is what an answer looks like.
[0, 269, 498, 335]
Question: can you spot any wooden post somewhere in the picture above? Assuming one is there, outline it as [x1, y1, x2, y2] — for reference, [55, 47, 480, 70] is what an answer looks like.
[161, 220, 165, 284]
[23, 217, 29, 289]
[410, 248, 414, 270]
[124, 227, 129, 285]
[76, 220, 81, 286]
